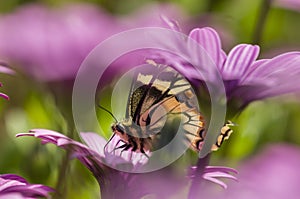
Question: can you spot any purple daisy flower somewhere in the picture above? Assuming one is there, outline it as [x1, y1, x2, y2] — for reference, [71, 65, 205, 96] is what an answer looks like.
[0, 173, 53, 199]
[146, 20, 300, 198]
[153, 23, 300, 112]
[17, 129, 237, 199]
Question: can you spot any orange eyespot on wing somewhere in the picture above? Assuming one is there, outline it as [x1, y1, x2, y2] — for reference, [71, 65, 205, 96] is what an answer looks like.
[190, 120, 234, 152]
[211, 121, 234, 151]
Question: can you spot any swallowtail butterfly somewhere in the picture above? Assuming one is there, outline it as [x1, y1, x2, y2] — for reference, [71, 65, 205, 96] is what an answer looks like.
[106, 61, 233, 157]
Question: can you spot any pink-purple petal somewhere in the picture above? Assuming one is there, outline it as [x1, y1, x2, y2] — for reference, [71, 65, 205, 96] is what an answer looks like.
[202, 176, 228, 189]
[189, 27, 225, 68]
[204, 166, 239, 174]
[17, 132, 60, 146]
[160, 15, 181, 32]
[0, 93, 9, 100]
[2, 184, 53, 197]
[0, 174, 53, 198]
[222, 44, 260, 79]
[239, 51, 300, 99]
[0, 193, 23, 199]
[188, 165, 237, 189]
[105, 134, 150, 166]
[17, 130, 97, 157]
[0, 175, 27, 185]
[17, 129, 150, 177]
[0, 64, 15, 75]
[203, 171, 238, 181]
[80, 132, 107, 157]
[201, 169, 238, 189]
[247, 51, 300, 79]
[240, 58, 270, 83]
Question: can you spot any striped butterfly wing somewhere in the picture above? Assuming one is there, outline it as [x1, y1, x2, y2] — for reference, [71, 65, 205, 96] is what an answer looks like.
[126, 62, 232, 152]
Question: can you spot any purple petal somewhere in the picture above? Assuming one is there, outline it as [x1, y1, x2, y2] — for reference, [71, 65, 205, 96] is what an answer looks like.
[0, 175, 27, 185]
[242, 52, 300, 99]
[188, 165, 237, 189]
[0, 181, 26, 192]
[203, 171, 238, 181]
[204, 166, 238, 174]
[80, 132, 107, 157]
[160, 15, 181, 32]
[0, 93, 9, 100]
[104, 134, 150, 166]
[189, 27, 226, 68]
[17, 131, 66, 146]
[17, 130, 98, 157]
[0, 64, 15, 75]
[0, 193, 23, 199]
[240, 58, 269, 83]
[17, 129, 110, 182]
[1, 184, 53, 197]
[0, 174, 54, 198]
[17, 129, 148, 177]
[222, 44, 260, 79]
[202, 176, 228, 189]
[246, 51, 300, 79]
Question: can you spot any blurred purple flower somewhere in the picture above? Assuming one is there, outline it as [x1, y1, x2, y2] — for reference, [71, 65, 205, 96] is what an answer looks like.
[17, 129, 237, 199]
[0, 3, 189, 82]
[119, 3, 189, 30]
[154, 25, 300, 111]
[206, 144, 300, 199]
[0, 173, 53, 199]
[275, 0, 300, 11]
[0, 4, 120, 81]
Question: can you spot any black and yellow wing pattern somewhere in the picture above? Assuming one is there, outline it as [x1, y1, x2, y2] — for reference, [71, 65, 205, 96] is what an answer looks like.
[111, 61, 232, 154]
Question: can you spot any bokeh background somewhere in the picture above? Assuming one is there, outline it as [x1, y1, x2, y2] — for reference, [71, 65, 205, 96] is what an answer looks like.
[0, 0, 300, 198]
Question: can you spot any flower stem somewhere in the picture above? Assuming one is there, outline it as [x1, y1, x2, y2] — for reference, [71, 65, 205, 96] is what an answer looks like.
[53, 129, 74, 199]
[53, 148, 72, 199]
[252, 0, 272, 45]
[187, 154, 210, 199]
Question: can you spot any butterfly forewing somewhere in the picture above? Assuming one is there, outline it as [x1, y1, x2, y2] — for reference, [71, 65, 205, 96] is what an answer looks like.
[126, 64, 204, 149]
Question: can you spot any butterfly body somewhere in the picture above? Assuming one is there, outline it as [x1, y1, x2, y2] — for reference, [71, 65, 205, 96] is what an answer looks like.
[111, 120, 154, 153]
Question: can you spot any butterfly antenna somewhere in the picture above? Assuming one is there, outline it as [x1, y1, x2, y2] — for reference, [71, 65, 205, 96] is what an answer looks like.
[97, 105, 118, 123]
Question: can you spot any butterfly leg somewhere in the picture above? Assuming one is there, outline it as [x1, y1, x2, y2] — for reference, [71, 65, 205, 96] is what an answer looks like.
[140, 147, 150, 159]
[104, 133, 116, 153]
[120, 144, 132, 157]
[112, 139, 127, 154]
[142, 152, 150, 159]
